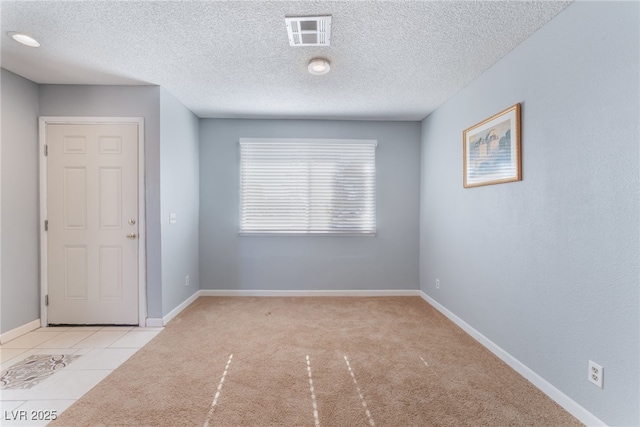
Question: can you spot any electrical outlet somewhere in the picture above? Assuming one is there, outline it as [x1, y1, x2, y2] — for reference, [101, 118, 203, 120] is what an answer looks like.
[588, 360, 603, 388]
[435, 279, 440, 289]
[185, 275, 190, 286]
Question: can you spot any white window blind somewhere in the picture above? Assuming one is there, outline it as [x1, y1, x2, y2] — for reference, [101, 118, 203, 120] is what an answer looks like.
[240, 138, 377, 234]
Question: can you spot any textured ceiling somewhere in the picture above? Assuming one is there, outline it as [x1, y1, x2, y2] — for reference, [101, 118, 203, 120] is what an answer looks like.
[1, 1, 571, 120]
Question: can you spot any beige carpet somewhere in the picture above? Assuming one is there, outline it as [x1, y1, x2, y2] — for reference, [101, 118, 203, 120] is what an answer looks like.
[52, 297, 582, 426]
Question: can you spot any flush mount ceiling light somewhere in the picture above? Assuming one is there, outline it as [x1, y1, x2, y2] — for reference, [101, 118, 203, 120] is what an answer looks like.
[7, 32, 40, 47]
[308, 58, 330, 75]
[285, 16, 332, 47]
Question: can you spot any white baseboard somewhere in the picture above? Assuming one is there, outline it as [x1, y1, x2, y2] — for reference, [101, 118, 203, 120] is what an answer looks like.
[148, 289, 419, 327]
[419, 291, 606, 427]
[0, 319, 41, 344]
[145, 318, 163, 327]
[162, 290, 201, 325]
[199, 289, 420, 297]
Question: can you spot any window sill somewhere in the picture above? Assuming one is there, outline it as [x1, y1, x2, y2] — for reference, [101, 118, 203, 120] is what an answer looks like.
[238, 231, 376, 237]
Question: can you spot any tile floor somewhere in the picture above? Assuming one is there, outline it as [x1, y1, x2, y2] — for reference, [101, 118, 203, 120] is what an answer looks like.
[0, 326, 163, 426]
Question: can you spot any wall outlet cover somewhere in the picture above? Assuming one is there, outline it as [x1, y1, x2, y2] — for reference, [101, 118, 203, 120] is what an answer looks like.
[588, 360, 603, 388]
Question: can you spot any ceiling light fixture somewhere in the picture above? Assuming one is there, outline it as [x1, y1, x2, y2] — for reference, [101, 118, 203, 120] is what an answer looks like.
[7, 32, 40, 47]
[308, 58, 330, 75]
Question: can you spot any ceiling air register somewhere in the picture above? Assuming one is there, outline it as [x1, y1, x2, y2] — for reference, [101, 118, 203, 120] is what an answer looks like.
[285, 16, 332, 46]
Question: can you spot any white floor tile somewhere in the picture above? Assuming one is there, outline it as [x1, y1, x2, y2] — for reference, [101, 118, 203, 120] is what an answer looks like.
[1, 370, 111, 401]
[1, 332, 63, 349]
[0, 349, 28, 364]
[0, 348, 80, 371]
[39, 369, 111, 399]
[33, 327, 71, 332]
[67, 348, 139, 370]
[0, 400, 26, 412]
[0, 322, 159, 425]
[0, 354, 27, 371]
[17, 348, 80, 356]
[109, 331, 159, 348]
[72, 331, 128, 349]
[34, 331, 95, 349]
[101, 326, 134, 331]
[1, 399, 76, 426]
[1, 389, 32, 401]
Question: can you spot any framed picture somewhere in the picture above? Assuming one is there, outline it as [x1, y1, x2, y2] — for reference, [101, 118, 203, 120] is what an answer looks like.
[463, 103, 521, 188]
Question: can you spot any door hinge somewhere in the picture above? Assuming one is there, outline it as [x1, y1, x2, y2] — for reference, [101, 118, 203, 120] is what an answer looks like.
[44, 220, 48, 231]
[44, 145, 48, 156]
[45, 295, 49, 306]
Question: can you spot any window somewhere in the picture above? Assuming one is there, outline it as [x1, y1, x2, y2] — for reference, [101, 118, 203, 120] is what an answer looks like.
[240, 138, 376, 234]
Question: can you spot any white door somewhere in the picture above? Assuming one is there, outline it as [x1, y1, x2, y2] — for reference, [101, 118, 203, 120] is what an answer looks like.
[47, 123, 139, 324]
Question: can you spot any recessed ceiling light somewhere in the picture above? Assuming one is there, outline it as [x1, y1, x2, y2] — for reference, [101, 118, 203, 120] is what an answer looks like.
[308, 58, 330, 75]
[7, 32, 40, 47]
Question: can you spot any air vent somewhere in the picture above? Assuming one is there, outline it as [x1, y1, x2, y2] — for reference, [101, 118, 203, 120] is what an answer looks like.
[285, 15, 332, 47]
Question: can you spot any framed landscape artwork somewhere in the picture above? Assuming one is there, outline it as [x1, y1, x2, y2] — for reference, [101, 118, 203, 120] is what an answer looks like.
[463, 103, 521, 188]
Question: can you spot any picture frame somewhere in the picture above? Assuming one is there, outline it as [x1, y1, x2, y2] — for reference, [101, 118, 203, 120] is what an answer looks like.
[463, 103, 521, 188]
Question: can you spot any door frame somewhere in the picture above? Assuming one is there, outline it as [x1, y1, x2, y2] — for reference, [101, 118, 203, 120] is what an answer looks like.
[39, 117, 147, 327]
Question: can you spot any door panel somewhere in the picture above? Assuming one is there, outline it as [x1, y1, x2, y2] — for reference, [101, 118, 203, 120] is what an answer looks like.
[99, 246, 122, 299]
[64, 246, 87, 299]
[99, 167, 122, 229]
[47, 123, 138, 324]
[63, 167, 87, 229]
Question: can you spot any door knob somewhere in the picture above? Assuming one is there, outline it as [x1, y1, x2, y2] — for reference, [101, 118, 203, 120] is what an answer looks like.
[126, 233, 137, 239]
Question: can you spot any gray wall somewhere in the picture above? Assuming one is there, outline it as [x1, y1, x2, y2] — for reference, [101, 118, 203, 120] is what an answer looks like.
[419, 2, 639, 426]
[0, 69, 40, 333]
[200, 119, 421, 291]
[39, 85, 164, 318]
[160, 88, 200, 315]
